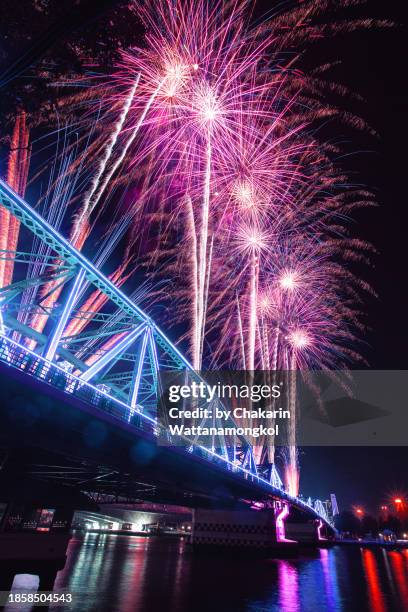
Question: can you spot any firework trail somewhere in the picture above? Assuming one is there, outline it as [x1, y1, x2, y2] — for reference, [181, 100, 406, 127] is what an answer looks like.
[111, 0, 298, 369]
[0, 111, 30, 288]
[27, 87, 143, 340]
[70, 76, 140, 247]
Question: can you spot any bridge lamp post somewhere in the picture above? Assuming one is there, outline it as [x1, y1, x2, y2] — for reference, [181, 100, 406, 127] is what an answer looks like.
[394, 498, 404, 512]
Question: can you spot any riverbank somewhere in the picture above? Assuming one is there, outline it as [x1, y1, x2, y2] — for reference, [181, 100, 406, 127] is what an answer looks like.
[335, 538, 408, 549]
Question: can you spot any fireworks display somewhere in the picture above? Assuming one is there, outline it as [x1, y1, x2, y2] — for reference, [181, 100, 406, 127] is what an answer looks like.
[0, 0, 382, 496]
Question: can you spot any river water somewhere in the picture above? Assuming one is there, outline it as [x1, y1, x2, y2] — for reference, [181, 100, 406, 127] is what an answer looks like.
[8, 533, 408, 611]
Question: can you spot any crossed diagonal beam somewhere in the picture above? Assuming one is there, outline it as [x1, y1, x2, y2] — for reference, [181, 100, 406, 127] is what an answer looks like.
[79, 323, 147, 383]
[43, 269, 86, 362]
[129, 328, 149, 412]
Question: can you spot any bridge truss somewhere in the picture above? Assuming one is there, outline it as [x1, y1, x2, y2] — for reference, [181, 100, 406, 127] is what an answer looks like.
[0, 179, 330, 525]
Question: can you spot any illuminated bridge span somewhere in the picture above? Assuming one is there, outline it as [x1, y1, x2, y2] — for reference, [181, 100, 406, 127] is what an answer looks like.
[0, 179, 331, 531]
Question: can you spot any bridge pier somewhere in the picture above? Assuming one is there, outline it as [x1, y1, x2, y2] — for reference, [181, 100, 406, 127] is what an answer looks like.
[190, 505, 298, 556]
[285, 518, 331, 547]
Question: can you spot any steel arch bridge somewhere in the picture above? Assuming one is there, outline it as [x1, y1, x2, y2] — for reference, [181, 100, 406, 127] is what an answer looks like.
[0, 178, 331, 528]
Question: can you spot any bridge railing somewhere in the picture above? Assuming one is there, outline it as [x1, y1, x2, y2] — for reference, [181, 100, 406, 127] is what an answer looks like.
[0, 334, 263, 477]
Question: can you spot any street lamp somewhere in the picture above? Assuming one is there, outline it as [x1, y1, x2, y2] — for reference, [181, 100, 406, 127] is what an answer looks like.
[394, 498, 403, 511]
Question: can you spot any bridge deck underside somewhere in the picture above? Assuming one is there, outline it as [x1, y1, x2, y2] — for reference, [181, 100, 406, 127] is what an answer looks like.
[0, 360, 320, 523]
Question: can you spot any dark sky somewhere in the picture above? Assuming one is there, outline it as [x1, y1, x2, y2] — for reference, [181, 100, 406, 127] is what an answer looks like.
[284, 0, 408, 514]
[337, 1, 408, 372]
[258, 0, 408, 371]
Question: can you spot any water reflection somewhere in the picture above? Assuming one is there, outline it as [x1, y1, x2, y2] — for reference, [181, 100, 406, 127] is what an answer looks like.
[278, 561, 299, 612]
[7, 534, 408, 611]
[362, 549, 387, 612]
[388, 550, 408, 605]
[320, 548, 341, 611]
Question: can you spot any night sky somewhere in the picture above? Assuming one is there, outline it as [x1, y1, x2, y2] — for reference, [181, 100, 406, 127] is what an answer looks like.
[290, 0, 408, 513]
[1, 0, 408, 515]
